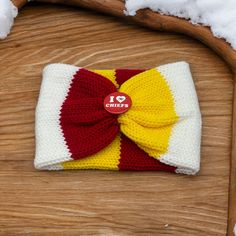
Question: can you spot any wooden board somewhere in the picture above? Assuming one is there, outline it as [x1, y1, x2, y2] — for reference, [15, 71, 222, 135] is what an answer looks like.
[0, 3, 234, 235]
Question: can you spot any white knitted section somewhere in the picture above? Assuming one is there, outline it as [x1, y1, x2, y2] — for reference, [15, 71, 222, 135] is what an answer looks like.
[157, 62, 202, 175]
[35, 63, 79, 170]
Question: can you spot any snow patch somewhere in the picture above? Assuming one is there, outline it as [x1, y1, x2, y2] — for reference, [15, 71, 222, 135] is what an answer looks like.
[125, 0, 236, 50]
[0, 0, 18, 39]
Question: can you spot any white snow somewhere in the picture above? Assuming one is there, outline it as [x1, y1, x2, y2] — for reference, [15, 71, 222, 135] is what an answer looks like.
[0, 0, 18, 39]
[125, 0, 236, 50]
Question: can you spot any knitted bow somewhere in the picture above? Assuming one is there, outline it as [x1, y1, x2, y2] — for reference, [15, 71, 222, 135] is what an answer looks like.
[35, 62, 202, 174]
[60, 68, 179, 161]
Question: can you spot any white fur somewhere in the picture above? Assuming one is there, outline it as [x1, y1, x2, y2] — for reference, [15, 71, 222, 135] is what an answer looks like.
[0, 0, 18, 39]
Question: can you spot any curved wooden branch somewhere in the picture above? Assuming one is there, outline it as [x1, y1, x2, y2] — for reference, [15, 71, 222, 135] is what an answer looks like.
[13, 0, 236, 73]
[12, 0, 27, 8]
[11, 0, 236, 235]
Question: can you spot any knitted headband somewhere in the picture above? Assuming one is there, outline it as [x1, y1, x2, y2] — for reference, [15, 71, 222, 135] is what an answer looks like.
[35, 61, 202, 175]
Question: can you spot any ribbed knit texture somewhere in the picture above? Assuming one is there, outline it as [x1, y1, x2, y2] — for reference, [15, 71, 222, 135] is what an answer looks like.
[60, 68, 119, 159]
[119, 134, 176, 171]
[35, 62, 202, 175]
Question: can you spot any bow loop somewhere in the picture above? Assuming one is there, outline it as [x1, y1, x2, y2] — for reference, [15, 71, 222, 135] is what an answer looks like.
[60, 68, 120, 159]
[119, 68, 179, 157]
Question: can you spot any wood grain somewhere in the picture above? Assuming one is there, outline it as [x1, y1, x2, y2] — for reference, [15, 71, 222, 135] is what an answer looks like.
[229, 86, 236, 236]
[0, 3, 234, 235]
[29, 0, 236, 73]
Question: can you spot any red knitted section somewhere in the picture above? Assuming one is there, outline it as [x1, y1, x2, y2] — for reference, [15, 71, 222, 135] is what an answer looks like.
[115, 69, 145, 86]
[118, 135, 176, 172]
[60, 68, 120, 160]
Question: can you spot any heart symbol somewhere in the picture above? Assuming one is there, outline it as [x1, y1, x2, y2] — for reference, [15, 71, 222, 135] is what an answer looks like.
[116, 96, 126, 103]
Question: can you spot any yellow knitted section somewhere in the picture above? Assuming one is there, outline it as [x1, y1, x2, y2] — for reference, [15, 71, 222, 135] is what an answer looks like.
[62, 134, 121, 170]
[62, 70, 121, 170]
[118, 68, 179, 158]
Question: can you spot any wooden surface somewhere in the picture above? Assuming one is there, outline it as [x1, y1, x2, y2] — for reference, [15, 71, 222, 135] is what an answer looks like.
[230, 86, 236, 236]
[12, 2, 236, 234]
[0, 3, 234, 235]
[31, 0, 236, 73]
